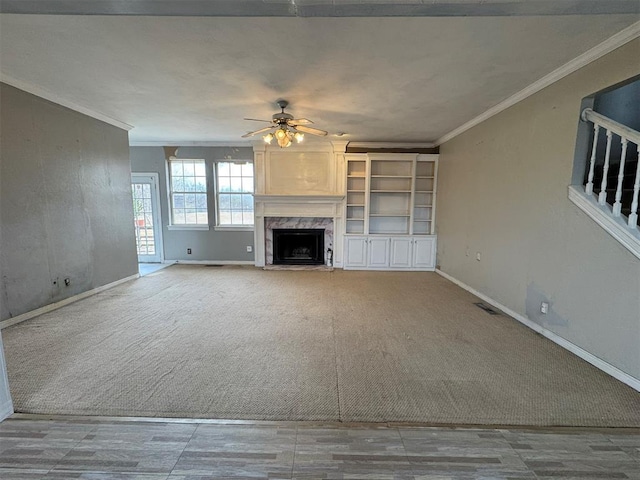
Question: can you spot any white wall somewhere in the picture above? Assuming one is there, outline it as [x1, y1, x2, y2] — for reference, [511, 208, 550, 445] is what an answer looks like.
[437, 39, 640, 381]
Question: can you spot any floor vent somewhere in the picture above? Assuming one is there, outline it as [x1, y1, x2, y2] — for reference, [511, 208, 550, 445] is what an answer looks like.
[205, 264, 225, 267]
[474, 302, 501, 315]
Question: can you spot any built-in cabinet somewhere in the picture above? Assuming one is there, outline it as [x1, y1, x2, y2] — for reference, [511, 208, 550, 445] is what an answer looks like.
[344, 153, 437, 271]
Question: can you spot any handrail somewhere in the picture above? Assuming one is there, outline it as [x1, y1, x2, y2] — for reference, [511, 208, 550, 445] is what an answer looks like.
[582, 108, 640, 144]
[581, 108, 640, 228]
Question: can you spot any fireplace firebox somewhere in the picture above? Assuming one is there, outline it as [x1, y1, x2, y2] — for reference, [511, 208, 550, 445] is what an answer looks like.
[273, 229, 325, 265]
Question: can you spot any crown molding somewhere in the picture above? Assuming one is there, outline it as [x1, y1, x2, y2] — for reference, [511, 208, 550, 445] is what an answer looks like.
[435, 20, 640, 146]
[347, 142, 436, 149]
[130, 141, 253, 147]
[1, 74, 134, 131]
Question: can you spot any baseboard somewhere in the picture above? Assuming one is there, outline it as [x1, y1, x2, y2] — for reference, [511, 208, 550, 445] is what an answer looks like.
[0, 273, 140, 330]
[172, 260, 255, 265]
[435, 268, 640, 392]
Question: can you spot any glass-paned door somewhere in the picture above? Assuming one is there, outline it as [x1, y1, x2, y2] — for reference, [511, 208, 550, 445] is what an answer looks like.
[131, 174, 162, 263]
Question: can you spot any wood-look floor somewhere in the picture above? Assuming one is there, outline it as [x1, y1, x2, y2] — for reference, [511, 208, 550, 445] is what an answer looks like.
[0, 415, 638, 479]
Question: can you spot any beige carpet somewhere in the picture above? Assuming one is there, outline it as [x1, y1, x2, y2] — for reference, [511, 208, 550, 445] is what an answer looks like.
[3, 265, 639, 426]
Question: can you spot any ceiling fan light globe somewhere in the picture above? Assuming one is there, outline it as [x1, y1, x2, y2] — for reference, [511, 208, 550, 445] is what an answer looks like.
[275, 127, 288, 140]
[263, 133, 274, 144]
[294, 132, 304, 143]
[277, 135, 292, 148]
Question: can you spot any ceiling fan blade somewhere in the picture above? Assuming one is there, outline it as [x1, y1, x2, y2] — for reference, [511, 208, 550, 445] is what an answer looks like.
[295, 125, 328, 136]
[288, 118, 313, 125]
[244, 118, 273, 123]
[241, 126, 274, 138]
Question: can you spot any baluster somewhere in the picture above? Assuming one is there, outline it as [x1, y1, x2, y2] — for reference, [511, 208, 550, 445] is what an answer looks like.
[612, 138, 628, 217]
[598, 130, 613, 205]
[585, 124, 599, 195]
[628, 149, 640, 228]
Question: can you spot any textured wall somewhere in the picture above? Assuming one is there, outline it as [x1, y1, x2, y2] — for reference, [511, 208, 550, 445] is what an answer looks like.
[437, 39, 640, 380]
[130, 146, 255, 262]
[0, 83, 138, 322]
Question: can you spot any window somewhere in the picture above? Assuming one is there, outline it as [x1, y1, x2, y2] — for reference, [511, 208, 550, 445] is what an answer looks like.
[169, 159, 208, 225]
[216, 162, 254, 227]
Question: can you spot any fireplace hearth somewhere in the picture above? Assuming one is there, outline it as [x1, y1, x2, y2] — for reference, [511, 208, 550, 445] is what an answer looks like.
[273, 229, 325, 265]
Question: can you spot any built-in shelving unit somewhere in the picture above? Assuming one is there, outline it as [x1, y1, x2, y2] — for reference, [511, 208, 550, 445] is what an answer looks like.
[346, 157, 367, 234]
[343, 153, 438, 270]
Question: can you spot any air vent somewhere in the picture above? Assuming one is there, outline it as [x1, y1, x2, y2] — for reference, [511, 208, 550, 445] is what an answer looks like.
[474, 302, 501, 315]
[205, 264, 225, 268]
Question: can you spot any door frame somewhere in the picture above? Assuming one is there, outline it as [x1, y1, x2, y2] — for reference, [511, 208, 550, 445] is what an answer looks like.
[131, 172, 164, 263]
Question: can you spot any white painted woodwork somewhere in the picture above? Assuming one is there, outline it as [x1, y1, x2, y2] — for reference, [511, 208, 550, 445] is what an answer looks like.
[630, 153, 640, 227]
[613, 139, 628, 217]
[598, 130, 613, 206]
[343, 235, 437, 271]
[343, 153, 438, 271]
[585, 123, 599, 195]
[568, 186, 640, 261]
[390, 237, 413, 268]
[368, 237, 391, 268]
[413, 237, 437, 269]
[252, 142, 348, 267]
[580, 108, 640, 232]
[344, 237, 368, 268]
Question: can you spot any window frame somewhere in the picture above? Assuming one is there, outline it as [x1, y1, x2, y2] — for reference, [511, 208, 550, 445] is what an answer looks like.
[214, 160, 255, 231]
[167, 158, 210, 230]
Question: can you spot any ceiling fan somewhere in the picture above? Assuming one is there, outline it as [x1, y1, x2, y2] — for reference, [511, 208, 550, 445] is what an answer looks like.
[242, 100, 328, 147]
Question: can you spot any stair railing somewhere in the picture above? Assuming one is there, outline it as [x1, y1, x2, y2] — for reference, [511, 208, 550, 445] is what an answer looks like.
[582, 108, 640, 227]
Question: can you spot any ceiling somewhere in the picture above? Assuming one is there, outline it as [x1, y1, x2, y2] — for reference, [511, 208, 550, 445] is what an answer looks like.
[0, 3, 638, 144]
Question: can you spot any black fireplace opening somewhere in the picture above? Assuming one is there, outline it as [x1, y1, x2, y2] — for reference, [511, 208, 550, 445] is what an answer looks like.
[273, 229, 325, 265]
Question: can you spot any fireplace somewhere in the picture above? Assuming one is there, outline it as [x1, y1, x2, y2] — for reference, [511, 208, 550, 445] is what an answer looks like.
[273, 229, 325, 265]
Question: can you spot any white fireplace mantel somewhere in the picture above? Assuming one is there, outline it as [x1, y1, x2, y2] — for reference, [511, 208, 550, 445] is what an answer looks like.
[254, 195, 345, 268]
[253, 142, 348, 268]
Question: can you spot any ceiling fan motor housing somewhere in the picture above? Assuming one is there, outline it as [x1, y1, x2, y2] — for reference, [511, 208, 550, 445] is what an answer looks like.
[273, 112, 293, 123]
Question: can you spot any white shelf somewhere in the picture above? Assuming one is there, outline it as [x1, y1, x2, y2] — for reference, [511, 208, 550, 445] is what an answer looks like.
[345, 154, 437, 240]
[371, 190, 411, 193]
[371, 175, 413, 178]
[370, 213, 411, 217]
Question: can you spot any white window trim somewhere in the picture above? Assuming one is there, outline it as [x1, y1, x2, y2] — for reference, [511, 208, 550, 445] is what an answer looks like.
[167, 225, 210, 231]
[167, 158, 209, 228]
[215, 160, 255, 228]
[213, 225, 254, 232]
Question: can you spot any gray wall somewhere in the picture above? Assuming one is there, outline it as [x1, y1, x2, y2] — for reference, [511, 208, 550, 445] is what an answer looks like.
[0, 83, 138, 322]
[130, 146, 255, 262]
[437, 39, 640, 381]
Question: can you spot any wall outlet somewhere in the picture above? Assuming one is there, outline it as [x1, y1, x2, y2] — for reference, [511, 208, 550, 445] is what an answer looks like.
[476, 252, 481, 261]
[64, 277, 71, 286]
[246, 246, 253, 252]
[187, 248, 192, 254]
[540, 302, 549, 314]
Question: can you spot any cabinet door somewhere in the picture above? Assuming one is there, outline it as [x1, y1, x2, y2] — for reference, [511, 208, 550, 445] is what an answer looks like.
[344, 236, 368, 268]
[413, 237, 436, 269]
[389, 237, 412, 268]
[368, 237, 390, 268]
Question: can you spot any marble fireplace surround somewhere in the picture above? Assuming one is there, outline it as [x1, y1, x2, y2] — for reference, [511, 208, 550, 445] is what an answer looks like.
[265, 217, 334, 266]
[253, 194, 345, 268]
